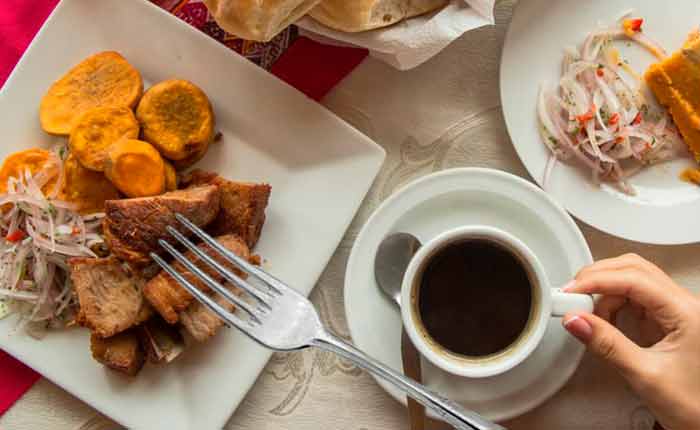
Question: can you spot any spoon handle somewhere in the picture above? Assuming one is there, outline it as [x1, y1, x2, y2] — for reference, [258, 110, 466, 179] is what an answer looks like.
[402, 328, 426, 430]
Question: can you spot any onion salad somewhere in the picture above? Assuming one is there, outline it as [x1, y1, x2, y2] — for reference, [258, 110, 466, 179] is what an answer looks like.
[0, 144, 104, 336]
[537, 13, 685, 195]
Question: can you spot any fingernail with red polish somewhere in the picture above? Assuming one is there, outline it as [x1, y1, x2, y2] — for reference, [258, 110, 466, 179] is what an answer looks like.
[563, 315, 593, 343]
[561, 280, 576, 292]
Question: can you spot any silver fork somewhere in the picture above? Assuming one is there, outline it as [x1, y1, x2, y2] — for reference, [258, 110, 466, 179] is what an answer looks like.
[150, 214, 506, 430]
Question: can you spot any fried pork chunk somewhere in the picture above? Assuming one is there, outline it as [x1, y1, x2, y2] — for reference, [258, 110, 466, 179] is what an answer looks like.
[90, 329, 145, 376]
[103, 185, 220, 264]
[182, 170, 270, 248]
[179, 292, 237, 342]
[143, 234, 250, 324]
[70, 256, 152, 338]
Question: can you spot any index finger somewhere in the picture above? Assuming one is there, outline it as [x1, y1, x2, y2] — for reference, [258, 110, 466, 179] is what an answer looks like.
[566, 269, 685, 330]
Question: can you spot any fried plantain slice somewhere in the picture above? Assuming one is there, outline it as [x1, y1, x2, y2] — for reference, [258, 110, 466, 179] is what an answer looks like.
[61, 153, 121, 214]
[69, 106, 140, 172]
[39, 51, 143, 136]
[163, 160, 177, 191]
[0, 148, 60, 196]
[170, 144, 208, 171]
[105, 139, 166, 198]
[135, 79, 214, 161]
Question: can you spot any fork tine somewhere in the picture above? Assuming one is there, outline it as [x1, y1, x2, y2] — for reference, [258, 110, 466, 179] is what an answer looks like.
[150, 253, 252, 330]
[165, 226, 273, 310]
[175, 213, 285, 294]
[157, 240, 262, 323]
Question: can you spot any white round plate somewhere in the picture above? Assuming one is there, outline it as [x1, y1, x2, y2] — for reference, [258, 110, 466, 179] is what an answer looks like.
[501, 0, 700, 245]
[345, 168, 593, 422]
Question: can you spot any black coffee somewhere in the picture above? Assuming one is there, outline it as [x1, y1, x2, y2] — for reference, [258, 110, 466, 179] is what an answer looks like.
[417, 240, 532, 357]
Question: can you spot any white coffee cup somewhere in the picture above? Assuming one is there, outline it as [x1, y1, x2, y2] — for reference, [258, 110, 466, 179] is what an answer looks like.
[401, 225, 593, 378]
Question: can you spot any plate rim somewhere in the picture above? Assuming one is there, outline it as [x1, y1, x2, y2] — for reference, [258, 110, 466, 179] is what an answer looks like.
[344, 167, 593, 422]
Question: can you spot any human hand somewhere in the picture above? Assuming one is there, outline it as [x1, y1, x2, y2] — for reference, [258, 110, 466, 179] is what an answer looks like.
[561, 254, 700, 430]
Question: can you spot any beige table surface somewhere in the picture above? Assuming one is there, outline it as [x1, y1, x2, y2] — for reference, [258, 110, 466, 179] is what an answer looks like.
[3, 1, 698, 429]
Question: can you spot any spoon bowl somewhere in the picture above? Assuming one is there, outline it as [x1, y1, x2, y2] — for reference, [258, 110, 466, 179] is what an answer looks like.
[374, 232, 421, 308]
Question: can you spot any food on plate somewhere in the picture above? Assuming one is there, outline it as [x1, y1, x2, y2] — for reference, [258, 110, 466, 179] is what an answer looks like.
[144, 234, 250, 324]
[69, 106, 140, 172]
[202, 0, 322, 42]
[180, 289, 238, 342]
[0, 148, 60, 197]
[645, 31, 700, 162]
[0, 147, 103, 334]
[2, 50, 274, 377]
[70, 256, 152, 338]
[164, 161, 178, 191]
[182, 170, 271, 248]
[137, 317, 184, 364]
[104, 139, 166, 198]
[308, 0, 448, 32]
[171, 144, 209, 170]
[39, 51, 143, 135]
[136, 79, 215, 161]
[90, 330, 145, 376]
[537, 16, 684, 195]
[103, 185, 221, 264]
[61, 153, 121, 214]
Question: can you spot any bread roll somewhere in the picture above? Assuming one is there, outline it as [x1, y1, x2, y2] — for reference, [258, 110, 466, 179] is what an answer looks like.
[203, 0, 322, 42]
[308, 0, 448, 33]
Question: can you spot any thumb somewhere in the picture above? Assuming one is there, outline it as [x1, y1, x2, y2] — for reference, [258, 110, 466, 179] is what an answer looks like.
[563, 312, 644, 376]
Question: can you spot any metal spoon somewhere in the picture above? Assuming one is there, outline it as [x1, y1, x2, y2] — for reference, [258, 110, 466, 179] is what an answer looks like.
[375, 232, 426, 430]
[374, 232, 422, 308]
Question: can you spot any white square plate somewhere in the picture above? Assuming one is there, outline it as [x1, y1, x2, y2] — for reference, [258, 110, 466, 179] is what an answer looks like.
[0, 1, 385, 428]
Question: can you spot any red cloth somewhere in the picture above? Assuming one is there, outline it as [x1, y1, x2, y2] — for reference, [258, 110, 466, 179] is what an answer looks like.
[0, 0, 60, 87]
[0, 0, 365, 418]
[271, 37, 368, 101]
[0, 351, 41, 415]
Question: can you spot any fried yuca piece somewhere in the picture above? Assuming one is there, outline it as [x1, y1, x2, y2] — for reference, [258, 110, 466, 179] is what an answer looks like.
[69, 106, 140, 171]
[39, 51, 143, 136]
[136, 79, 214, 161]
[105, 139, 166, 197]
[61, 153, 121, 214]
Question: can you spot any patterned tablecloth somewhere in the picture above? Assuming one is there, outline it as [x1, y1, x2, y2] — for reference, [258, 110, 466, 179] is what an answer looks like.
[3, 1, 699, 429]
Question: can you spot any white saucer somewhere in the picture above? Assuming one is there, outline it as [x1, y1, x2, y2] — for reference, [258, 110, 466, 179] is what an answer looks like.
[345, 168, 593, 422]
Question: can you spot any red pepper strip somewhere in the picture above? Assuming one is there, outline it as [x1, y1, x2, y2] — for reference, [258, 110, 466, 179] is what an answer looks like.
[576, 104, 596, 125]
[608, 113, 620, 125]
[6, 230, 26, 242]
[632, 112, 642, 125]
[596, 67, 604, 77]
[628, 18, 643, 32]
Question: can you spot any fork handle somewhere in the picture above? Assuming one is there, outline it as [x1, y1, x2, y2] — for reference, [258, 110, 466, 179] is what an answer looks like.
[312, 332, 507, 430]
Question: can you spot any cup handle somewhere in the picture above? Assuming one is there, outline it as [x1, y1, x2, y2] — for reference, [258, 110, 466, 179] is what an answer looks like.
[550, 288, 594, 317]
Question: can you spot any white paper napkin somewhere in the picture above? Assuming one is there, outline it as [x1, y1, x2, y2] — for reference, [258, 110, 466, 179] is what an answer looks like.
[296, 0, 496, 70]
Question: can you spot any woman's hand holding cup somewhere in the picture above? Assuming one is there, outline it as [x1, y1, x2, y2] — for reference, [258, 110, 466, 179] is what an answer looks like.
[562, 254, 700, 430]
